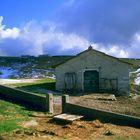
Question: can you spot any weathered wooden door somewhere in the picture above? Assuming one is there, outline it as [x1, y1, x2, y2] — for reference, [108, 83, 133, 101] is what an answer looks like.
[84, 70, 99, 92]
[64, 72, 76, 91]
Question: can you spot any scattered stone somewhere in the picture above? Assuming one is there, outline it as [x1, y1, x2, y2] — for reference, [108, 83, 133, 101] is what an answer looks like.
[94, 120, 104, 128]
[132, 95, 140, 100]
[62, 125, 70, 129]
[13, 129, 21, 134]
[22, 120, 38, 128]
[97, 94, 117, 101]
[85, 94, 117, 101]
[13, 128, 42, 137]
[74, 122, 86, 128]
[45, 130, 56, 136]
[104, 130, 114, 136]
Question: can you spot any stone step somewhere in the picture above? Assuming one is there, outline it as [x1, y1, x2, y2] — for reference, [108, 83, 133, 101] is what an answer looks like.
[53, 113, 83, 122]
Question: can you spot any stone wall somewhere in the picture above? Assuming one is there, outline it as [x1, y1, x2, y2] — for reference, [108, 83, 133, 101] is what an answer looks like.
[0, 85, 53, 113]
[62, 95, 140, 128]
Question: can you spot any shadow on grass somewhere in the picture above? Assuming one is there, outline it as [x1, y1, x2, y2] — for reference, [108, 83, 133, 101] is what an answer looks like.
[15, 81, 56, 95]
[0, 80, 58, 114]
[0, 96, 48, 113]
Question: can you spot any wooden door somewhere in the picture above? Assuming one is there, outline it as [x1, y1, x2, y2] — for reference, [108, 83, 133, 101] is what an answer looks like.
[64, 72, 76, 91]
[84, 70, 99, 92]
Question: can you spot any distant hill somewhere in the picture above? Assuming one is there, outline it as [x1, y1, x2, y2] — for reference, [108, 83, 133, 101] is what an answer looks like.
[119, 58, 140, 69]
[0, 55, 73, 69]
[0, 55, 73, 78]
[0, 55, 140, 79]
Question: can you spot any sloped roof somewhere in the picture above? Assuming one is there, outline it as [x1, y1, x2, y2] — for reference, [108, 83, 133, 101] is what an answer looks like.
[54, 46, 132, 68]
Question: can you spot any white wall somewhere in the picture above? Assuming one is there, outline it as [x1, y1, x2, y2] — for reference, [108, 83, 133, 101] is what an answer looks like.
[55, 50, 129, 95]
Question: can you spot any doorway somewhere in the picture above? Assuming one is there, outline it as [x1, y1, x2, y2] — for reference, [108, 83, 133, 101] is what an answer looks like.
[84, 70, 99, 92]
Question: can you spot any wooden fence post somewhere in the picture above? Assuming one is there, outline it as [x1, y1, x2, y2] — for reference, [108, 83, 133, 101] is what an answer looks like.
[46, 93, 53, 113]
[62, 94, 69, 113]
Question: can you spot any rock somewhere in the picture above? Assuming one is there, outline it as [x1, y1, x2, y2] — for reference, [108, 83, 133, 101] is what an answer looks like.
[132, 95, 140, 100]
[104, 130, 114, 136]
[108, 94, 117, 101]
[22, 120, 38, 128]
[95, 94, 117, 101]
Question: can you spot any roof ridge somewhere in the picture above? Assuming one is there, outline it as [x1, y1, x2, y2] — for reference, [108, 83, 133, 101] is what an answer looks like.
[54, 46, 132, 68]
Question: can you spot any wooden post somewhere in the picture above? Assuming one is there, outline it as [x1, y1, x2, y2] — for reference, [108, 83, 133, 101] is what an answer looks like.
[62, 94, 69, 113]
[46, 93, 53, 113]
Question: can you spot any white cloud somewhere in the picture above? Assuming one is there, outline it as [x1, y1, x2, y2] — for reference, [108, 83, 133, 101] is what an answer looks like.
[0, 16, 20, 39]
[0, 16, 140, 58]
[127, 33, 140, 58]
[91, 43, 129, 58]
[0, 27, 20, 39]
[92, 33, 140, 58]
[18, 20, 90, 55]
[0, 18, 90, 56]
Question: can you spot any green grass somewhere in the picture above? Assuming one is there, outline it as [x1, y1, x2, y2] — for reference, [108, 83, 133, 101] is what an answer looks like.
[6, 78, 55, 95]
[0, 99, 31, 134]
[0, 79, 55, 134]
[120, 58, 140, 69]
[0, 120, 21, 133]
[7, 78, 54, 88]
[0, 78, 56, 136]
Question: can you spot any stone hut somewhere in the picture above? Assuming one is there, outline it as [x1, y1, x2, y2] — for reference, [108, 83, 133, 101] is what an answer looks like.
[55, 46, 131, 96]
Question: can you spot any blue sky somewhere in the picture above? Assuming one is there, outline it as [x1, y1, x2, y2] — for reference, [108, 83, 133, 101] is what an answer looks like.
[0, 0, 63, 27]
[0, 0, 140, 58]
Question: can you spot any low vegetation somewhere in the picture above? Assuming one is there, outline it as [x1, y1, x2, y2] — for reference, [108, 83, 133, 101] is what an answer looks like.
[0, 55, 72, 69]
[0, 55, 72, 78]
[0, 78, 140, 140]
[120, 58, 140, 69]
[0, 99, 30, 134]
[0, 57, 140, 139]
[119, 58, 140, 95]
[0, 79, 55, 135]
[6, 78, 55, 96]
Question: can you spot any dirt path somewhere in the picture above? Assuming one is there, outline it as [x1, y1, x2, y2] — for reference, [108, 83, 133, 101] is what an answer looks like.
[1, 114, 140, 140]
[0, 94, 140, 140]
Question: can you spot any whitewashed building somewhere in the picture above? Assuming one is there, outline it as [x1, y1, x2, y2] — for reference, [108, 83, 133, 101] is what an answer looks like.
[55, 46, 131, 96]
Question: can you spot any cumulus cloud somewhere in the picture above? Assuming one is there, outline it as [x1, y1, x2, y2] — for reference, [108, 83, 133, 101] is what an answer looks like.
[0, 17, 90, 56]
[127, 33, 140, 58]
[20, 20, 90, 55]
[0, 8, 140, 58]
[91, 43, 129, 58]
[0, 16, 20, 39]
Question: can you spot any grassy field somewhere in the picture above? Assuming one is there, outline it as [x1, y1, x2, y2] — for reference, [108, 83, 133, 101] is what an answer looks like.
[0, 79, 55, 135]
[0, 78, 140, 140]
[0, 56, 140, 140]
[6, 78, 55, 96]
[120, 58, 140, 69]
[0, 98, 31, 134]
[0, 98, 140, 140]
